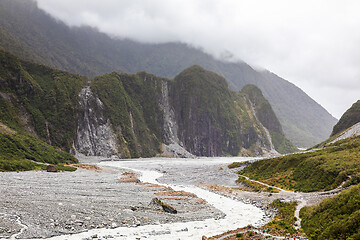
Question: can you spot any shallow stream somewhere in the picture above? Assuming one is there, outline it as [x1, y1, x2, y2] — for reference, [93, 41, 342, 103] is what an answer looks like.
[43, 157, 267, 240]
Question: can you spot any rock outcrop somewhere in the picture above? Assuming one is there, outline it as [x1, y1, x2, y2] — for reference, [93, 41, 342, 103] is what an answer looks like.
[75, 85, 120, 157]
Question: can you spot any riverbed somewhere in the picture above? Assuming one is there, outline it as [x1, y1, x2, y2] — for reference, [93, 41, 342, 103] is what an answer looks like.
[0, 156, 270, 240]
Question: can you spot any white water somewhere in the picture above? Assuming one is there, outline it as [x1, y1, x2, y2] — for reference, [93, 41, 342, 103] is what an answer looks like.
[29, 157, 266, 240]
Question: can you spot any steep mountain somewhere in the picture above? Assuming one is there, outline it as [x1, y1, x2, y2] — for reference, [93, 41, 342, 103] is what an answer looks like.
[0, 49, 294, 162]
[240, 84, 297, 154]
[88, 66, 296, 157]
[0, 50, 80, 170]
[0, 0, 337, 147]
[331, 100, 360, 137]
[0, 49, 87, 151]
[171, 66, 277, 156]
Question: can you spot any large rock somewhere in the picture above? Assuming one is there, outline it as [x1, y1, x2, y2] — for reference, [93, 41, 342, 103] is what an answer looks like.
[46, 165, 58, 172]
[150, 198, 177, 214]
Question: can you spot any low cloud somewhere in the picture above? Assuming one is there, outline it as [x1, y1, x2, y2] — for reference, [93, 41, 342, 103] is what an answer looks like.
[37, 0, 360, 118]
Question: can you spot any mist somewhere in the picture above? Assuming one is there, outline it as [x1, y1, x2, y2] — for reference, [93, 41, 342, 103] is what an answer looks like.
[37, 0, 360, 118]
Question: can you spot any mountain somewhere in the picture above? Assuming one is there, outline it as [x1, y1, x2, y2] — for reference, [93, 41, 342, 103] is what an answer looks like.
[331, 100, 360, 137]
[0, 49, 296, 164]
[240, 84, 297, 154]
[0, 0, 337, 147]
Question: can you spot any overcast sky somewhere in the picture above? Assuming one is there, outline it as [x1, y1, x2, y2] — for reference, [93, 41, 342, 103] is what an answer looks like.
[37, 0, 360, 119]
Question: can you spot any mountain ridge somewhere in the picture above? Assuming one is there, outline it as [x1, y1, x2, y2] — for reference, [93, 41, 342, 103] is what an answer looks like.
[0, 0, 337, 147]
[0, 49, 295, 164]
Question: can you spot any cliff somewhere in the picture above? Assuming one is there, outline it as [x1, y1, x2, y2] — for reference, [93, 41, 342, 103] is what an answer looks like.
[0, 49, 295, 168]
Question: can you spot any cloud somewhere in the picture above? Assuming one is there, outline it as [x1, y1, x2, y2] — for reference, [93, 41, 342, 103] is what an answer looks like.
[37, 0, 360, 118]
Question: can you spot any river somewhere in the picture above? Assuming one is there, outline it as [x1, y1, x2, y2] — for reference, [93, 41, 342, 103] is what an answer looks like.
[42, 157, 267, 240]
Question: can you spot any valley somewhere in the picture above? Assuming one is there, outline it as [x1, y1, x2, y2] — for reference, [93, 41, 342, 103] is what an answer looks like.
[0, 1, 360, 239]
[0, 156, 266, 239]
[1, 155, 351, 240]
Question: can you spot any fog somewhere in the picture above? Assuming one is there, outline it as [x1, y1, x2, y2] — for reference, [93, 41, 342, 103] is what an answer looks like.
[37, 0, 360, 118]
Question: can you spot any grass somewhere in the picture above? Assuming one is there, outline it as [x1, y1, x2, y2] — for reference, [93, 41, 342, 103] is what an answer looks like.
[239, 135, 360, 192]
[236, 176, 280, 193]
[0, 129, 77, 172]
[266, 200, 298, 235]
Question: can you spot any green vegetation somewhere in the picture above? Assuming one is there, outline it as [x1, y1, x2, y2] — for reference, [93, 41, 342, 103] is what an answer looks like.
[236, 176, 280, 193]
[0, 129, 77, 172]
[239, 135, 360, 192]
[266, 200, 298, 235]
[0, 49, 87, 151]
[91, 71, 168, 158]
[228, 161, 249, 169]
[331, 100, 360, 136]
[172, 66, 270, 156]
[241, 84, 297, 154]
[300, 184, 360, 240]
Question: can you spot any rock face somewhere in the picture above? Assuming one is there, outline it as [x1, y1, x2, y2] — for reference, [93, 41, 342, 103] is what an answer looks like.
[0, 47, 294, 158]
[241, 85, 298, 154]
[330, 122, 360, 144]
[170, 66, 295, 156]
[75, 85, 119, 157]
[159, 80, 194, 158]
[73, 66, 295, 158]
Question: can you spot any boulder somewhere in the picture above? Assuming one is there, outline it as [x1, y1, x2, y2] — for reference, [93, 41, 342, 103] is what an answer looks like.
[46, 165, 58, 172]
[150, 197, 177, 214]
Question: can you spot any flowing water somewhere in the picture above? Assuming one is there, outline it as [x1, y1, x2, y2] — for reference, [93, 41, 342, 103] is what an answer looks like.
[44, 157, 267, 240]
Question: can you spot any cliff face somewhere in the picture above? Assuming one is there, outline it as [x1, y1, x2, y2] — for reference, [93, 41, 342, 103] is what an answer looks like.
[0, 49, 87, 151]
[241, 85, 298, 154]
[171, 66, 269, 156]
[75, 85, 119, 157]
[76, 66, 292, 157]
[0, 49, 294, 159]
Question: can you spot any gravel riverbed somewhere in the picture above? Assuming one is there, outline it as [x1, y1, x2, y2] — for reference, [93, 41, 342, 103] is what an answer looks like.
[0, 160, 225, 239]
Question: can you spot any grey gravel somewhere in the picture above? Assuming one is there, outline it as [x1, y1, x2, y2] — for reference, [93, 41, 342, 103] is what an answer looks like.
[0, 166, 223, 239]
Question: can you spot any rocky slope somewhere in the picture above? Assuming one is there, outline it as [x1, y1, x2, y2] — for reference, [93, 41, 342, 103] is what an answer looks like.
[331, 100, 360, 137]
[0, 0, 337, 147]
[0, 50, 295, 163]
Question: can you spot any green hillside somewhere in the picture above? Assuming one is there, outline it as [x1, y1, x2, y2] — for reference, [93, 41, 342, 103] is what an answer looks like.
[172, 66, 268, 156]
[0, 125, 77, 171]
[0, 49, 87, 151]
[300, 184, 360, 240]
[331, 100, 360, 136]
[238, 135, 360, 192]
